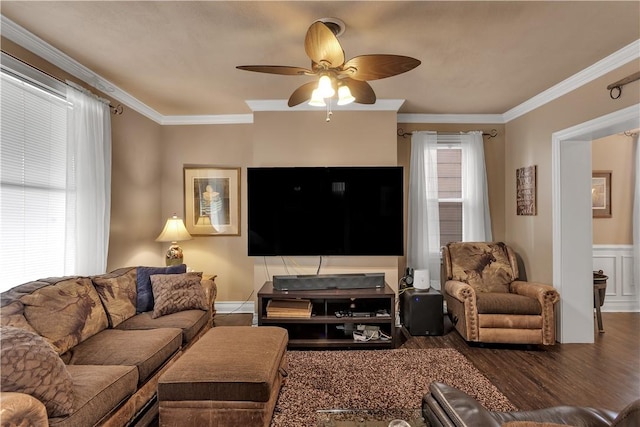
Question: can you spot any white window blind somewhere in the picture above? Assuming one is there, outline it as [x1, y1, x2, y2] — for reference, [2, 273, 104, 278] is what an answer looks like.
[0, 71, 71, 290]
[437, 146, 462, 245]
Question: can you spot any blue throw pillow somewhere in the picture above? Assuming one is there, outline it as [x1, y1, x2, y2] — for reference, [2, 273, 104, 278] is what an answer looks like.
[136, 264, 187, 312]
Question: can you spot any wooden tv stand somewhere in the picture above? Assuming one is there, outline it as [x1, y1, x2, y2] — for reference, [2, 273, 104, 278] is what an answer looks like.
[257, 281, 396, 349]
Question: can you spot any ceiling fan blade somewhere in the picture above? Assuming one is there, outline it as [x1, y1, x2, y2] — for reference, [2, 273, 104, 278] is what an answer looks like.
[236, 65, 311, 76]
[343, 55, 421, 81]
[288, 81, 317, 107]
[344, 79, 376, 104]
[304, 21, 345, 68]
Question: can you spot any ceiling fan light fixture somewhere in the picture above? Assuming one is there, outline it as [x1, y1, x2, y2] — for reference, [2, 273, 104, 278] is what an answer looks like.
[317, 75, 335, 98]
[308, 89, 326, 106]
[337, 85, 355, 106]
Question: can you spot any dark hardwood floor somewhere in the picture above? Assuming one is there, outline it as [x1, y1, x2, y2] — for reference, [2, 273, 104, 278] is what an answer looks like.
[399, 312, 639, 412]
[214, 311, 639, 413]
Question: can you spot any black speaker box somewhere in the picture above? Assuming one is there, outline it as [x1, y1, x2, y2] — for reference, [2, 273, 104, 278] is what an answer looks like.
[401, 288, 444, 336]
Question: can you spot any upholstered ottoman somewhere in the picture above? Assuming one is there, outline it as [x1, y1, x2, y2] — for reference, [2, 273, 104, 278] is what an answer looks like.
[157, 326, 288, 427]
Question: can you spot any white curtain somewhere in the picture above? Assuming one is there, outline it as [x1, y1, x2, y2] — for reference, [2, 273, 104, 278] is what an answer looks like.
[407, 131, 441, 289]
[66, 82, 112, 275]
[633, 134, 640, 304]
[461, 131, 493, 241]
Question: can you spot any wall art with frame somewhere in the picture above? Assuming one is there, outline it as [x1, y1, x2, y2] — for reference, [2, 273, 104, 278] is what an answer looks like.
[591, 171, 612, 218]
[184, 166, 240, 235]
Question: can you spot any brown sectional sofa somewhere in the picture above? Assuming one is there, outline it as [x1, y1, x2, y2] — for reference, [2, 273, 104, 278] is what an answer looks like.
[0, 265, 216, 427]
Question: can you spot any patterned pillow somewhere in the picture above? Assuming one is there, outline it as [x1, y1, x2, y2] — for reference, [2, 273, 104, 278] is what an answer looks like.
[136, 264, 187, 313]
[20, 277, 109, 354]
[448, 242, 514, 293]
[150, 272, 207, 319]
[92, 268, 137, 327]
[0, 326, 74, 417]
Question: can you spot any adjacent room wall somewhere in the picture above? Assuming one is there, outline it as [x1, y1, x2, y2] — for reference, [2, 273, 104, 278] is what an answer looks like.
[592, 133, 635, 245]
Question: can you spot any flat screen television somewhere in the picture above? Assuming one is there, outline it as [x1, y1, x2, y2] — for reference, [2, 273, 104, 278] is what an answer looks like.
[247, 166, 403, 256]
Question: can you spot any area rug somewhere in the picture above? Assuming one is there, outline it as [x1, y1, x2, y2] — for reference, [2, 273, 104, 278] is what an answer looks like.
[270, 348, 516, 427]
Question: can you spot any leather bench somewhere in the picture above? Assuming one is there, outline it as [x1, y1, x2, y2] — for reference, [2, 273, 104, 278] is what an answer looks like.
[158, 326, 288, 427]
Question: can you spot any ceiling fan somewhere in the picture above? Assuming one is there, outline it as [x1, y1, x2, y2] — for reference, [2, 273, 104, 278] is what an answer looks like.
[237, 18, 421, 110]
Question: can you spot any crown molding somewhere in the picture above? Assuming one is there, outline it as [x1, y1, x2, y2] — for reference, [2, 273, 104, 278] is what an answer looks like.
[160, 114, 253, 125]
[245, 99, 405, 112]
[503, 39, 640, 123]
[397, 113, 505, 124]
[3, 15, 637, 126]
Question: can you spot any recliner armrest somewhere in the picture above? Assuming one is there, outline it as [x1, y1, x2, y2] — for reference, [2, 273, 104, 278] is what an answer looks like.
[510, 281, 559, 306]
[422, 382, 502, 427]
[0, 392, 49, 427]
[444, 280, 476, 302]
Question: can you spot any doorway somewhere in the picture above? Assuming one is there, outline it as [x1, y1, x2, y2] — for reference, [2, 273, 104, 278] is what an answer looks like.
[552, 104, 639, 343]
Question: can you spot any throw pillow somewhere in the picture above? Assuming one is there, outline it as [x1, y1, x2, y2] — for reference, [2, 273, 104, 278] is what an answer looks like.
[151, 272, 207, 318]
[20, 277, 109, 354]
[0, 326, 74, 418]
[92, 268, 137, 327]
[136, 264, 187, 313]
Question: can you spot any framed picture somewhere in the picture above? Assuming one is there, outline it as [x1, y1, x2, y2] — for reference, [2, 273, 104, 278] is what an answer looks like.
[184, 166, 240, 235]
[516, 165, 537, 216]
[592, 171, 612, 218]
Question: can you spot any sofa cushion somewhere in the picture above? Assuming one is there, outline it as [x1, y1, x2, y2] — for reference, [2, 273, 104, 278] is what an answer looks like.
[151, 272, 207, 319]
[476, 293, 542, 315]
[0, 326, 74, 418]
[19, 277, 109, 354]
[92, 268, 137, 328]
[66, 328, 182, 384]
[49, 365, 138, 427]
[116, 310, 208, 344]
[137, 265, 186, 313]
[448, 242, 515, 292]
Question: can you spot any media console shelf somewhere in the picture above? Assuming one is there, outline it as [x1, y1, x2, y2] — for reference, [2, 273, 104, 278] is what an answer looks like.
[258, 281, 396, 349]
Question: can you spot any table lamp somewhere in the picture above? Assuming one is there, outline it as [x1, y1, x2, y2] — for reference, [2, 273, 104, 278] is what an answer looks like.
[156, 214, 192, 266]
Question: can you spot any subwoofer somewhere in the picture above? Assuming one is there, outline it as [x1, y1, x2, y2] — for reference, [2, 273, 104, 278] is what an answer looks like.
[401, 288, 444, 336]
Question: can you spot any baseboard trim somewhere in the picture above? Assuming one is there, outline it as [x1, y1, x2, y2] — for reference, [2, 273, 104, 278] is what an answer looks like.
[214, 301, 255, 314]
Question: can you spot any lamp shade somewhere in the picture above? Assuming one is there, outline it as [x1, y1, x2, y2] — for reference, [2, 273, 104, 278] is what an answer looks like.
[155, 215, 192, 243]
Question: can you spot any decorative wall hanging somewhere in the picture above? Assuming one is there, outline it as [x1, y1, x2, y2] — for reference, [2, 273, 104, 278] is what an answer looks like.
[516, 165, 537, 216]
[184, 166, 240, 235]
[591, 171, 612, 218]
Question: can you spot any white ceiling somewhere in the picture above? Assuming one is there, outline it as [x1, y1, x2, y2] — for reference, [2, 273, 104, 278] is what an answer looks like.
[1, 1, 639, 121]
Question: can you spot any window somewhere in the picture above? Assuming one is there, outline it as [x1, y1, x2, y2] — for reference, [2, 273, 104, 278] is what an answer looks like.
[437, 146, 462, 245]
[0, 66, 71, 291]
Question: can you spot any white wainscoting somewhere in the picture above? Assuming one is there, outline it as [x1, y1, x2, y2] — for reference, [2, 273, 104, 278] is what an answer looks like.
[592, 245, 638, 312]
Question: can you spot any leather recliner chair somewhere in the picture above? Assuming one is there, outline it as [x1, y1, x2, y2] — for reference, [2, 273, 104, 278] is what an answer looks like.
[422, 382, 639, 427]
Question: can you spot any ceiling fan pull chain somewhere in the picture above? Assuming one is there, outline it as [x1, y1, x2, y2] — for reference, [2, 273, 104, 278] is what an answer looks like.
[326, 98, 333, 122]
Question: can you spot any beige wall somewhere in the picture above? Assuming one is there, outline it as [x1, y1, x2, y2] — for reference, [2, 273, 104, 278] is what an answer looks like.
[505, 60, 640, 284]
[592, 133, 637, 244]
[158, 124, 253, 302]
[108, 108, 163, 269]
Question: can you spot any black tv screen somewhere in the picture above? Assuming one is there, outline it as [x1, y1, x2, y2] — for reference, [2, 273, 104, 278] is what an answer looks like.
[247, 166, 403, 256]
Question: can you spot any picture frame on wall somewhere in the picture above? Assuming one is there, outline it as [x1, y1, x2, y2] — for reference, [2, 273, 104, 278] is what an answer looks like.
[516, 165, 537, 216]
[184, 166, 241, 235]
[591, 171, 612, 218]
